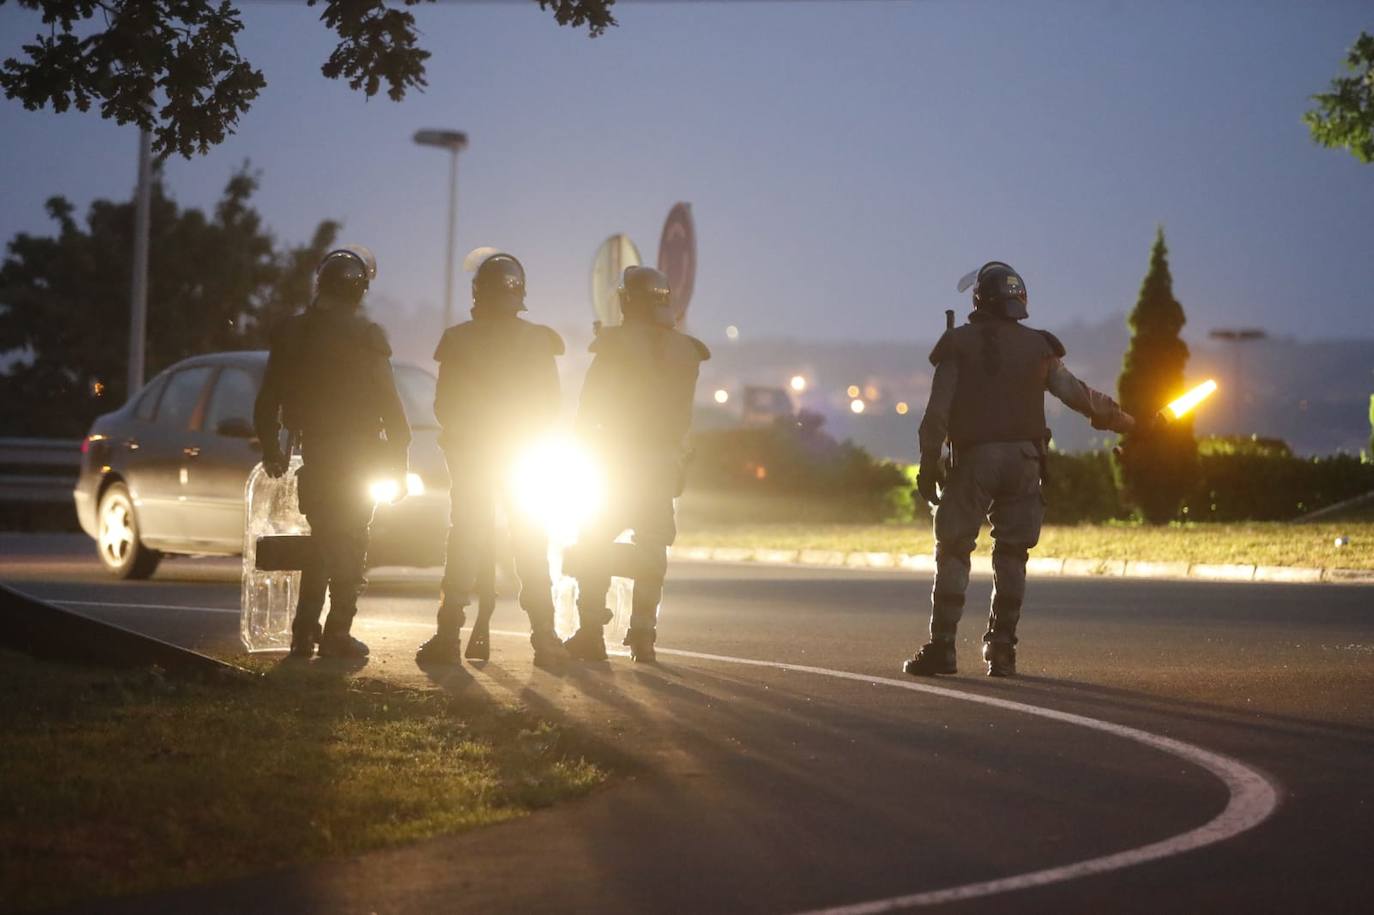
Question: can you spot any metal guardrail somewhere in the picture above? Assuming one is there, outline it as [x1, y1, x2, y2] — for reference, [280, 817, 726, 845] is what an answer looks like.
[0, 437, 81, 504]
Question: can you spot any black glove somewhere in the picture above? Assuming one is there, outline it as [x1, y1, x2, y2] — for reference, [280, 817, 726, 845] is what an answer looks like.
[262, 450, 289, 479]
[916, 458, 945, 507]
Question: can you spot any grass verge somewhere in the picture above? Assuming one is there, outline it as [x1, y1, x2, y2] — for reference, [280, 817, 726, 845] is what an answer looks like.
[0, 652, 606, 912]
[676, 521, 1374, 569]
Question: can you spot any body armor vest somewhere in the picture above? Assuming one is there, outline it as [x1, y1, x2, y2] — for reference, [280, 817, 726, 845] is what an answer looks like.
[929, 319, 1058, 448]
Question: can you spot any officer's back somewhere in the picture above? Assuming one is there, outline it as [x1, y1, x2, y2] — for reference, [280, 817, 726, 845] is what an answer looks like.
[578, 319, 706, 452]
[273, 307, 401, 454]
[433, 311, 562, 460]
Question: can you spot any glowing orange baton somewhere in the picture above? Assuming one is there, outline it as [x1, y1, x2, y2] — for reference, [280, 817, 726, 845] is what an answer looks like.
[1164, 379, 1218, 420]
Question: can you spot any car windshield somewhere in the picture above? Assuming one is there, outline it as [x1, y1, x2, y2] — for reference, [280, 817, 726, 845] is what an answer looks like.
[392, 364, 438, 429]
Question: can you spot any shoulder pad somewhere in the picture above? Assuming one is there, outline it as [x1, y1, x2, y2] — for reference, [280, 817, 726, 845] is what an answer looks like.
[433, 322, 471, 362]
[1036, 329, 1066, 358]
[684, 334, 711, 362]
[588, 324, 625, 355]
[362, 321, 392, 357]
[928, 329, 955, 366]
[535, 323, 565, 357]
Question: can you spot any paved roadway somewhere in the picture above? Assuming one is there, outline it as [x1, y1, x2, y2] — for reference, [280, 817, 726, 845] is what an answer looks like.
[3, 534, 1373, 914]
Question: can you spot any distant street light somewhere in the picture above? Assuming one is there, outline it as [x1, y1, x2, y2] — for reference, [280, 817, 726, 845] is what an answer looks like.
[789, 375, 807, 393]
[850, 399, 865, 414]
[895, 401, 909, 415]
[413, 128, 469, 331]
[1208, 327, 1267, 433]
[725, 324, 740, 341]
[714, 388, 730, 404]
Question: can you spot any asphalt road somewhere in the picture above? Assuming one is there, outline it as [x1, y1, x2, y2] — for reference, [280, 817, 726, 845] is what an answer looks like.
[3, 533, 1373, 914]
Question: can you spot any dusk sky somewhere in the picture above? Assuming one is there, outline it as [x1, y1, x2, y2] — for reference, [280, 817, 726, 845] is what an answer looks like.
[2, 0, 1371, 352]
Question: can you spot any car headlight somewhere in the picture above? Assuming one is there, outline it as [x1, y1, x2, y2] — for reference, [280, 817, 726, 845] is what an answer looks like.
[509, 436, 604, 541]
[369, 478, 401, 504]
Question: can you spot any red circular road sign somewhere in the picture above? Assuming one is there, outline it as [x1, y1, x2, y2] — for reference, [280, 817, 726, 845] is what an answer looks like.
[656, 202, 696, 326]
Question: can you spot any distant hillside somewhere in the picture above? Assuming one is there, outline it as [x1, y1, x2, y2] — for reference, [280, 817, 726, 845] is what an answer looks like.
[696, 316, 1374, 460]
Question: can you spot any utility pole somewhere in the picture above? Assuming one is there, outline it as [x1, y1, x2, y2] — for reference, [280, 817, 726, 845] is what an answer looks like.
[127, 126, 152, 399]
[1208, 327, 1267, 435]
[413, 129, 469, 331]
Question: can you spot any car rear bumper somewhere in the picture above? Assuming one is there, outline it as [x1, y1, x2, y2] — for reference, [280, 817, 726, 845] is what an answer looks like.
[368, 490, 449, 568]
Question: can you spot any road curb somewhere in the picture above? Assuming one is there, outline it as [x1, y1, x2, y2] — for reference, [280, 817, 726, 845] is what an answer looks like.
[668, 545, 1374, 585]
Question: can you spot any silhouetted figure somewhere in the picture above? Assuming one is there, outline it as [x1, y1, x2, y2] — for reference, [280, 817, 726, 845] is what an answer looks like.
[415, 253, 568, 666]
[563, 267, 710, 663]
[907, 262, 1134, 678]
[254, 245, 411, 660]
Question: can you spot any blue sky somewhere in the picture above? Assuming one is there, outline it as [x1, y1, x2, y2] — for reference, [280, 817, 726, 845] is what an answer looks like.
[2, 0, 1371, 352]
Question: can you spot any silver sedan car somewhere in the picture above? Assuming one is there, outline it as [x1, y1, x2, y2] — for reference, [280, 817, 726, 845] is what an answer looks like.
[73, 351, 449, 578]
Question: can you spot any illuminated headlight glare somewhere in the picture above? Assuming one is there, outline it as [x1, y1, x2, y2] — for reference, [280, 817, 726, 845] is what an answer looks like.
[405, 472, 425, 496]
[369, 478, 400, 504]
[510, 437, 604, 541]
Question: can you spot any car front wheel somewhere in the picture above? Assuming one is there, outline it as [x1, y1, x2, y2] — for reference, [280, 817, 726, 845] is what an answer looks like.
[96, 483, 161, 579]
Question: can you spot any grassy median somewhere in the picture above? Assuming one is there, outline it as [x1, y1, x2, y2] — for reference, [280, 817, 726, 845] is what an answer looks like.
[0, 652, 606, 912]
[676, 521, 1374, 569]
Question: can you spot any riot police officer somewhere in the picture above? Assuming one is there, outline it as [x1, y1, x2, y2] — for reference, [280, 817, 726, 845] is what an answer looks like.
[415, 253, 568, 666]
[562, 266, 710, 663]
[254, 245, 411, 660]
[906, 262, 1135, 677]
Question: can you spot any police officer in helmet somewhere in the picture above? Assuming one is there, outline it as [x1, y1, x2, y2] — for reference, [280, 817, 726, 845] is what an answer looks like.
[907, 261, 1135, 677]
[254, 245, 412, 660]
[416, 252, 569, 666]
[562, 266, 710, 663]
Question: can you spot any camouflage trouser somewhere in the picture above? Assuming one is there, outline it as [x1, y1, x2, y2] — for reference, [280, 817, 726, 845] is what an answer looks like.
[929, 441, 1044, 646]
[574, 465, 678, 633]
[294, 460, 376, 637]
[441, 455, 555, 632]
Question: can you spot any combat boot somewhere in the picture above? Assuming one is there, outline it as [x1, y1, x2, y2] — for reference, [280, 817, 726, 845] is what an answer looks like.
[983, 641, 1016, 677]
[624, 627, 656, 663]
[903, 640, 957, 677]
[288, 621, 321, 660]
[318, 621, 370, 659]
[530, 627, 570, 667]
[464, 620, 490, 661]
[416, 605, 463, 665]
[563, 626, 608, 661]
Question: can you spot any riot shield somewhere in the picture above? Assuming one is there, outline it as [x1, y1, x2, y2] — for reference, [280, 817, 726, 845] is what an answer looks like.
[552, 535, 639, 644]
[241, 457, 309, 653]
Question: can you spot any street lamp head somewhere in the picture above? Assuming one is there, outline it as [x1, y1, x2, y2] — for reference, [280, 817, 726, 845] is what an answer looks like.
[413, 129, 468, 151]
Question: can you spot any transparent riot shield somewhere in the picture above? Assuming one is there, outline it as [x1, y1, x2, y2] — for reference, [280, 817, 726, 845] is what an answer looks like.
[241, 456, 309, 653]
[552, 532, 637, 644]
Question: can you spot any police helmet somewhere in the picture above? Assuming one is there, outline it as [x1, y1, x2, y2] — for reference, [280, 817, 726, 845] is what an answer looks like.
[316, 246, 375, 308]
[619, 266, 673, 326]
[971, 261, 1028, 319]
[472, 253, 526, 312]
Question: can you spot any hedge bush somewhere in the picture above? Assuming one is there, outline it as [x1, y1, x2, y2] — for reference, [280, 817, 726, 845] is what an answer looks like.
[687, 412, 909, 522]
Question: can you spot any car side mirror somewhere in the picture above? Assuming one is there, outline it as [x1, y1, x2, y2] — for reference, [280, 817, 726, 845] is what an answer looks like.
[216, 416, 255, 438]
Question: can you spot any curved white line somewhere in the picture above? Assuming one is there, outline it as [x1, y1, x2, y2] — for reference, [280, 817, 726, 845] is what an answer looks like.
[650, 646, 1281, 914]
[48, 601, 1281, 910]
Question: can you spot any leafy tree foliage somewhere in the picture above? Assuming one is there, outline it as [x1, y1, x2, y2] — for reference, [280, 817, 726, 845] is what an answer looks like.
[1114, 228, 1198, 524]
[0, 166, 336, 436]
[1304, 31, 1374, 164]
[0, 0, 618, 158]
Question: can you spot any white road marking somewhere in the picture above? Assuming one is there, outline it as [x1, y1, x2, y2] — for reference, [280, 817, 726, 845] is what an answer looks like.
[56, 598, 239, 615]
[47, 599, 1280, 911]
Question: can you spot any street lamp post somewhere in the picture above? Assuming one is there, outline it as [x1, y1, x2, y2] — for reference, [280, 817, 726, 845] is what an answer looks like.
[127, 126, 152, 399]
[413, 128, 469, 331]
[1208, 327, 1267, 434]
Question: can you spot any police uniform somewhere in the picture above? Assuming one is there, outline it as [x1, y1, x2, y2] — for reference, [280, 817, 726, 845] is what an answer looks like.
[415, 253, 567, 665]
[908, 262, 1133, 677]
[564, 268, 710, 662]
[254, 274, 411, 659]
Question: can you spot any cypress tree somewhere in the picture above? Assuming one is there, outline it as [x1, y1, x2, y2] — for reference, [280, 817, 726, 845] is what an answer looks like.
[1116, 227, 1199, 524]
